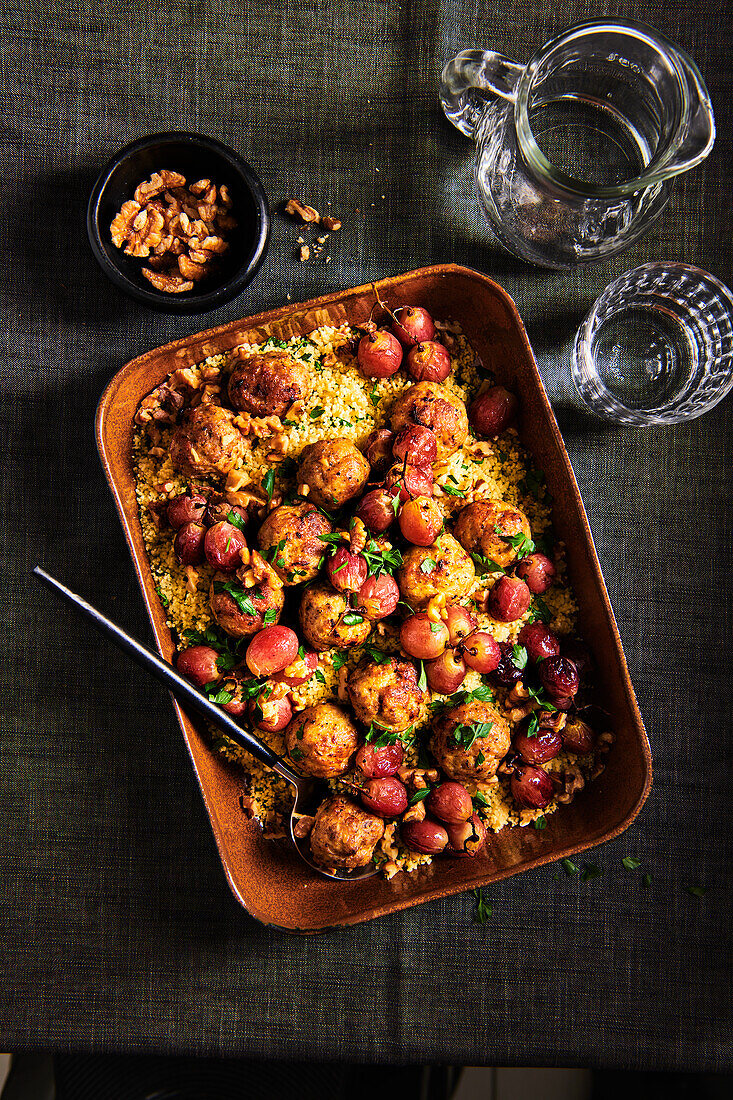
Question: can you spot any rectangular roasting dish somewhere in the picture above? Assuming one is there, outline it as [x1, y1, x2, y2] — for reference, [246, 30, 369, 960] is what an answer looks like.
[96, 264, 652, 932]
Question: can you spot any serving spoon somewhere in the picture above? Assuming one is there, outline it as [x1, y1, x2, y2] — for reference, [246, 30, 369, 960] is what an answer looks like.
[33, 566, 379, 882]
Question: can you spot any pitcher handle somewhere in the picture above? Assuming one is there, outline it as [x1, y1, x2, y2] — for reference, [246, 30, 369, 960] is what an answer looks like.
[440, 49, 524, 139]
[665, 54, 715, 175]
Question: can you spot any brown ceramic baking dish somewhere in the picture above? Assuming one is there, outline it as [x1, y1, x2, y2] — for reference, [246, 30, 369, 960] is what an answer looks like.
[96, 263, 652, 932]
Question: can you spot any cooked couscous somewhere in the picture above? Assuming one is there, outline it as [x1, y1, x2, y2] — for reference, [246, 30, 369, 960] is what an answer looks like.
[132, 307, 613, 878]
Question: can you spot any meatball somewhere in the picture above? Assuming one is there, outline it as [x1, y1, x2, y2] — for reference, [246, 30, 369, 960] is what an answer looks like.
[309, 796, 385, 871]
[209, 568, 284, 638]
[347, 658, 427, 732]
[453, 499, 532, 569]
[297, 438, 370, 511]
[169, 402, 246, 478]
[257, 502, 333, 585]
[430, 701, 511, 781]
[299, 582, 371, 651]
[390, 382, 468, 459]
[397, 531, 475, 609]
[285, 703, 359, 777]
[227, 348, 310, 417]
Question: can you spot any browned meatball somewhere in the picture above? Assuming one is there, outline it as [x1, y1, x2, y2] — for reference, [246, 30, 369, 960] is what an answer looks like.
[309, 796, 385, 871]
[390, 382, 468, 459]
[285, 703, 359, 777]
[397, 532, 475, 609]
[297, 438, 370, 511]
[209, 564, 284, 638]
[454, 499, 532, 569]
[228, 348, 310, 417]
[298, 582, 371, 651]
[347, 658, 427, 732]
[258, 502, 332, 585]
[430, 701, 511, 781]
[169, 402, 246, 478]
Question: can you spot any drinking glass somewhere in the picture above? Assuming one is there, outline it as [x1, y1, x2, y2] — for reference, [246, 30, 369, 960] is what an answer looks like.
[571, 263, 733, 425]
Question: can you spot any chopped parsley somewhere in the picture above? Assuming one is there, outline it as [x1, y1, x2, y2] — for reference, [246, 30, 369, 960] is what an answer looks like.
[342, 611, 365, 626]
[362, 539, 403, 577]
[419, 558, 437, 574]
[205, 685, 235, 706]
[529, 596, 552, 624]
[533, 815, 546, 830]
[622, 856, 642, 872]
[685, 885, 707, 898]
[472, 888, 492, 924]
[417, 660, 427, 691]
[561, 858, 580, 876]
[214, 580, 257, 617]
[261, 468, 275, 503]
[512, 644, 528, 670]
[309, 406, 325, 419]
[441, 484, 465, 497]
[315, 669, 327, 685]
[363, 644, 393, 666]
[263, 608, 278, 625]
[642, 873, 652, 888]
[332, 652, 348, 672]
[226, 509, 247, 533]
[452, 721, 493, 750]
[408, 787, 431, 806]
[580, 864, 602, 881]
[470, 552, 505, 576]
[155, 586, 170, 608]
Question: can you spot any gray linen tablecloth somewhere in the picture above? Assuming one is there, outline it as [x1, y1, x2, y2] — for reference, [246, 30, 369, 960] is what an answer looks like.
[1, 0, 731, 1070]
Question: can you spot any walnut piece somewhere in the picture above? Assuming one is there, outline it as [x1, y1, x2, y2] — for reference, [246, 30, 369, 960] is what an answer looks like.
[141, 268, 195, 293]
[322, 216, 342, 231]
[285, 198, 321, 223]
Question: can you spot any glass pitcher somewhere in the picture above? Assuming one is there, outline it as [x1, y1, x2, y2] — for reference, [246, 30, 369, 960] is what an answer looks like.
[440, 20, 715, 269]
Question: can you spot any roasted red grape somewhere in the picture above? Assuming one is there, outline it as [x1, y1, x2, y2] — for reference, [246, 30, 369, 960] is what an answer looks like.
[461, 631, 501, 673]
[539, 656, 580, 698]
[491, 642, 525, 687]
[249, 693, 292, 732]
[406, 340, 452, 383]
[516, 552, 556, 594]
[167, 492, 207, 530]
[426, 781, 473, 824]
[391, 424, 438, 466]
[488, 576, 531, 622]
[385, 462, 434, 502]
[359, 573, 400, 620]
[445, 603, 477, 645]
[469, 385, 518, 438]
[562, 716, 595, 754]
[425, 648, 466, 694]
[204, 521, 246, 571]
[355, 741, 404, 778]
[360, 777, 408, 817]
[327, 548, 368, 593]
[401, 819, 449, 854]
[514, 725, 562, 764]
[511, 764, 555, 809]
[517, 622, 561, 663]
[400, 614, 449, 659]
[362, 428, 394, 474]
[357, 330, 403, 378]
[245, 626, 299, 677]
[176, 645, 220, 687]
[390, 306, 436, 348]
[398, 496, 443, 545]
[355, 488, 397, 533]
[446, 813, 487, 856]
[174, 521, 206, 565]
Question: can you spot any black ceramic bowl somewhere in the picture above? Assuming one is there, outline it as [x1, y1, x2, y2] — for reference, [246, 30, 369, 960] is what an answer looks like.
[87, 132, 270, 314]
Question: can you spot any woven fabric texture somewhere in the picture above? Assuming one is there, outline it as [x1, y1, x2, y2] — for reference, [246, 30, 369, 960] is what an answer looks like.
[1, 0, 731, 1070]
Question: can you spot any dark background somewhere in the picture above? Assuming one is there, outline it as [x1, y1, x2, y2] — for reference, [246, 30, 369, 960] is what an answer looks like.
[1, 0, 731, 1069]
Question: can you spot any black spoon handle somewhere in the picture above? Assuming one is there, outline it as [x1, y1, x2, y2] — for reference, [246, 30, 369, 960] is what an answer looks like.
[33, 566, 300, 785]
